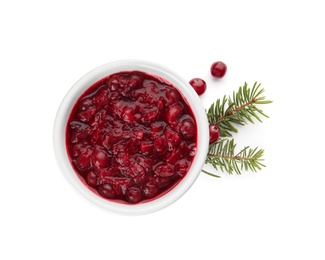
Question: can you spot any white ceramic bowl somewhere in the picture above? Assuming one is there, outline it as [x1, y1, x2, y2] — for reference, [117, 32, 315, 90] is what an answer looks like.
[53, 59, 209, 215]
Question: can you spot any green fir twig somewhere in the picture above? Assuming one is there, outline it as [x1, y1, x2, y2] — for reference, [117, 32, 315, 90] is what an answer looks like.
[205, 139, 266, 175]
[206, 82, 272, 137]
[204, 82, 272, 177]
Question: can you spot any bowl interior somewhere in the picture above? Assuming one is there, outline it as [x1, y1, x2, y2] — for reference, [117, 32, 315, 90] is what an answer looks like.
[53, 60, 209, 215]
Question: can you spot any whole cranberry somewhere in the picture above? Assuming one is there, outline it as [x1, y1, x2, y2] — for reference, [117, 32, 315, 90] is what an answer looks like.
[189, 78, 207, 95]
[209, 124, 220, 144]
[92, 149, 109, 169]
[142, 183, 159, 199]
[165, 102, 183, 123]
[126, 187, 142, 204]
[86, 171, 98, 187]
[210, 61, 227, 78]
[180, 118, 196, 139]
[98, 183, 117, 199]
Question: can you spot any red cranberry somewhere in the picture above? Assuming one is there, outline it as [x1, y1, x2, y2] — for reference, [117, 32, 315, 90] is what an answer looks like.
[90, 109, 107, 128]
[132, 171, 147, 186]
[151, 121, 166, 132]
[154, 164, 175, 177]
[126, 187, 142, 204]
[165, 89, 180, 105]
[134, 155, 152, 173]
[186, 143, 197, 159]
[130, 162, 146, 177]
[75, 148, 93, 171]
[189, 78, 207, 95]
[78, 106, 96, 122]
[100, 167, 120, 178]
[120, 167, 134, 178]
[164, 127, 181, 147]
[154, 176, 171, 189]
[115, 152, 130, 166]
[166, 149, 183, 164]
[70, 131, 88, 144]
[166, 102, 183, 123]
[92, 150, 109, 169]
[79, 98, 93, 111]
[142, 183, 159, 199]
[210, 61, 227, 78]
[98, 183, 118, 199]
[72, 141, 89, 157]
[117, 75, 129, 88]
[122, 107, 135, 122]
[142, 106, 159, 121]
[133, 128, 144, 140]
[86, 171, 98, 187]
[209, 124, 220, 144]
[154, 137, 168, 155]
[140, 141, 153, 155]
[144, 81, 159, 94]
[129, 73, 143, 89]
[115, 178, 132, 194]
[93, 88, 109, 107]
[106, 77, 120, 91]
[175, 160, 190, 177]
[180, 118, 196, 138]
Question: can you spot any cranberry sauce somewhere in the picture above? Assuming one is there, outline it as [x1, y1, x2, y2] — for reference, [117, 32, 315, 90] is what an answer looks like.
[66, 71, 197, 204]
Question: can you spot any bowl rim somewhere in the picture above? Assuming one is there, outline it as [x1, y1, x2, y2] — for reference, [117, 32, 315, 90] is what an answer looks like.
[53, 59, 209, 215]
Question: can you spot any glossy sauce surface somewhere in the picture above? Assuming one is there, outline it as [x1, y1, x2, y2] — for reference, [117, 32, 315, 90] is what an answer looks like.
[66, 71, 197, 204]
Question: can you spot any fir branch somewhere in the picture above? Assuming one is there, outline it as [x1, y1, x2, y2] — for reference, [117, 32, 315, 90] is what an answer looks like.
[203, 82, 271, 176]
[204, 139, 266, 175]
[206, 82, 272, 137]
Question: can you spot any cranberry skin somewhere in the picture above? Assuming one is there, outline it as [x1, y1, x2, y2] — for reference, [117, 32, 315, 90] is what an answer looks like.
[209, 124, 220, 144]
[180, 118, 196, 139]
[125, 187, 142, 204]
[86, 171, 98, 187]
[175, 160, 190, 177]
[129, 162, 146, 177]
[154, 164, 175, 177]
[165, 102, 183, 123]
[165, 89, 180, 105]
[142, 183, 159, 199]
[153, 137, 168, 155]
[210, 61, 227, 78]
[98, 183, 117, 199]
[92, 150, 109, 169]
[75, 149, 93, 171]
[189, 78, 207, 95]
[140, 141, 153, 155]
[154, 176, 171, 189]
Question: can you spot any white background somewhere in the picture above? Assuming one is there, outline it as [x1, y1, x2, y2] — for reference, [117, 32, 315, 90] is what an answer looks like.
[1, 0, 324, 259]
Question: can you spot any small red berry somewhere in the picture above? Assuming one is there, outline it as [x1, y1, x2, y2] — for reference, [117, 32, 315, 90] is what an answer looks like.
[86, 171, 98, 187]
[126, 187, 142, 204]
[210, 61, 227, 78]
[180, 118, 196, 138]
[142, 182, 159, 199]
[189, 78, 207, 95]
[209, 124, 220, 144]
[98, 183, 118, 199]
[165, 102, 183, 123]
[154, 164, 175, 177]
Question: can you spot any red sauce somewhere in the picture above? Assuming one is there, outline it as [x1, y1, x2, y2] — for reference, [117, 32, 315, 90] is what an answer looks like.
[66, 71, 197, 204]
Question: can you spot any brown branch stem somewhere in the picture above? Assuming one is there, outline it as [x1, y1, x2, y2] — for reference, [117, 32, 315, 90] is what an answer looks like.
[207, 153, 262, 161]
[216, 98, 258, 124]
